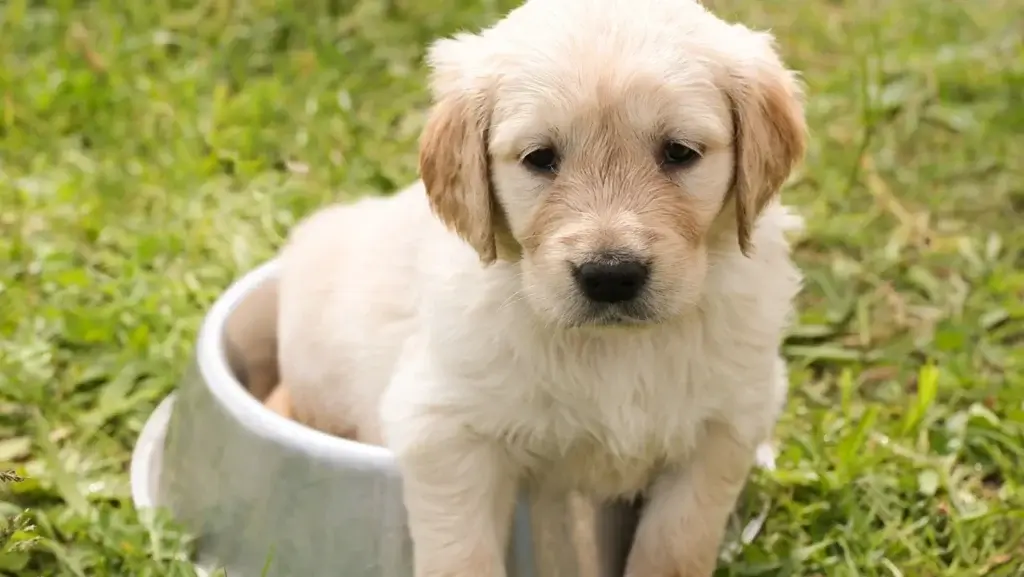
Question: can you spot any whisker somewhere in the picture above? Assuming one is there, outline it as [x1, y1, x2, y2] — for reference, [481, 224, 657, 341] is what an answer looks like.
[499, 289, 528, 311]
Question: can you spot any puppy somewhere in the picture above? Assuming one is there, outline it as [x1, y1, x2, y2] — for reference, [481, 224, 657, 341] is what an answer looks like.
[263, 384, 294, 420]
[276, 0, 807, 575]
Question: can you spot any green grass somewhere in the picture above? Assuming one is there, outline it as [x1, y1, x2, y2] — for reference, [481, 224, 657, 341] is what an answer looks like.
[1, 0, 1022, 575]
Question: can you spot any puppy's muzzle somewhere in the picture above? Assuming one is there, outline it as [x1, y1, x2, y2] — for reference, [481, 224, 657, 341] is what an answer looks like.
[571, 257, 649, 304]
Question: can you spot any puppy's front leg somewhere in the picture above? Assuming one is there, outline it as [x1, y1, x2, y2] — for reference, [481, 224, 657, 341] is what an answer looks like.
[388, 412, 518, 577]
[625, 421, 756, 577]
[400, 435, 517, 577]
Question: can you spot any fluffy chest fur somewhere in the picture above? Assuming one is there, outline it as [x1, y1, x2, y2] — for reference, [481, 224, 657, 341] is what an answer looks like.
[418, 247, 797, 499]
[471, 330, 704, 497]
[375, 193, 801, 501]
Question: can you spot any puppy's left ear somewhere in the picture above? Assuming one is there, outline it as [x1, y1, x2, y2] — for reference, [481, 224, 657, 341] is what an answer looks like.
[725, 30, 807, 255]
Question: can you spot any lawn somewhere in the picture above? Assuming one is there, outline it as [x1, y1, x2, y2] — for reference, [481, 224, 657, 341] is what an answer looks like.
[1, 0, 1022, 575]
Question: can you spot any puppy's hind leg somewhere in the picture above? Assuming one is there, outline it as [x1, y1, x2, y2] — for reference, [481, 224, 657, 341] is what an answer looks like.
[263, 384, 294, 420]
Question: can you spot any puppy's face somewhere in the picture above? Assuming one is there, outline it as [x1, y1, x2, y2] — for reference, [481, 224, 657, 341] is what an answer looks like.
[487, 68, 732, 326]
[420, 0, 806, 328]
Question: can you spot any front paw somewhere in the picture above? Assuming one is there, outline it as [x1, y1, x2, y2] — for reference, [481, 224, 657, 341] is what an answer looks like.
[381, 355, 519, 577]
[396, 441, 516, 577]
[386, 412, 518, 577]
[414, 547, 508, 577]
[623, 424, 756, 577]
[405, 488, 513, 577]
[624, 529, 719, 577]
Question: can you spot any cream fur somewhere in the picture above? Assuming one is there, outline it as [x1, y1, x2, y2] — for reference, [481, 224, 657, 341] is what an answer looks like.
[276, 0, 807, 575]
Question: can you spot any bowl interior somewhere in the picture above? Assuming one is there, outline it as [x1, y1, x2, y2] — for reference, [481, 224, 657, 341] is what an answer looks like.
[221, 271, 282, 402]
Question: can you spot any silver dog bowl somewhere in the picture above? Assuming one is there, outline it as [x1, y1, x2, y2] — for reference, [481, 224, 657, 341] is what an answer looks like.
[129, 259, 644, 577]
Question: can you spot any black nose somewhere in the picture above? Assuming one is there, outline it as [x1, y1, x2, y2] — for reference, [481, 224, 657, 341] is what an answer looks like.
[573, 260, 649, 303]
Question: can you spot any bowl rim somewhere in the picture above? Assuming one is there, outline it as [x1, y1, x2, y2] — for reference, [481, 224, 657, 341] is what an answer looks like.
[196, 258, 398, 469]
[130, 394, 175, 510]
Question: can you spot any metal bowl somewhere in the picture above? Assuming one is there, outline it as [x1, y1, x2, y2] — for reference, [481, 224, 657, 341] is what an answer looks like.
[129, 259, 640, 577]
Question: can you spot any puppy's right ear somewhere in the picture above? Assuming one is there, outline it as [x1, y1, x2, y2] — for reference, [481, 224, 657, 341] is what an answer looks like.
[419, 36, 499, 264]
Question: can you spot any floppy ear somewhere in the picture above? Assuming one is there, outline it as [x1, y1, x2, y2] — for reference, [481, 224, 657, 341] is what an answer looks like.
[419, 88, 500, 264]
[418, 31, 525, 265]
[725, 32, 807, 255]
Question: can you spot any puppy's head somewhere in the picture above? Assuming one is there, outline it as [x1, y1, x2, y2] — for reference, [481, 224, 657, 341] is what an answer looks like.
[420, 0, 806, 328]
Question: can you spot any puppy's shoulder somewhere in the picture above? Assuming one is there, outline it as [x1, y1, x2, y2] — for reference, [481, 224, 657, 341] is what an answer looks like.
[708, 202, 803, 304]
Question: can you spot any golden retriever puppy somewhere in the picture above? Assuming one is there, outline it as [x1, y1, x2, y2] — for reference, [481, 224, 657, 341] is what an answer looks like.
[276, 0, 807, 575]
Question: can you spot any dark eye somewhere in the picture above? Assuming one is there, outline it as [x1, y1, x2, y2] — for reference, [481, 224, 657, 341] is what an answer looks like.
[661, 141, 701, 168]
[523, 147, 559, 174]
